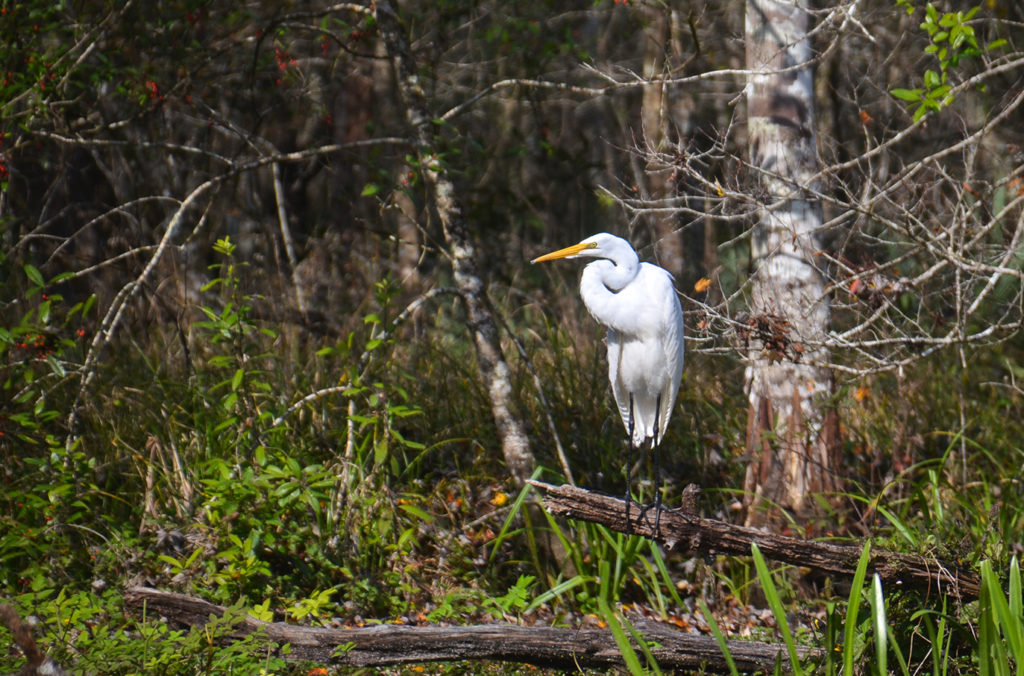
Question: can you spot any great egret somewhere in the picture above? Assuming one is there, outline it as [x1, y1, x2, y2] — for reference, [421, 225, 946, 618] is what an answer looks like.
[533, 233, 685, 517]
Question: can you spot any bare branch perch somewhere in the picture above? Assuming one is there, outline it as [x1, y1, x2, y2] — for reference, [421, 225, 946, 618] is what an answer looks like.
[528, 480, 981, 601]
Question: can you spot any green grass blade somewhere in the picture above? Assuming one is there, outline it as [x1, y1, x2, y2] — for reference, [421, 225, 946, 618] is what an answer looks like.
[886, 619, 911, 676]
[1012, 557, 1024, 676]
[751, 543, 804, 676]
[940, 615, 952, 676]
[550, 509, 591, 578]
[874, 505, 917, 548]
[487, 469, 539, 563]
[871, 574, 887, 675]
[1010, 555, 1022, 623]
[649, 540, 686, 609]
[979, 568, 1010, 676]
[620, 609, 664, 675]
[979, 567, 993, 676]
[526, 575, 594, 613]
[634, 549, 667, 616]
[911, 602, 952, 676]
[1011, 557, 1019, 676]
[844, 540, 871, 676]
[699, 598, 740, 676]
[598, 559, 648, 676]
[982, 559, 1024, 673]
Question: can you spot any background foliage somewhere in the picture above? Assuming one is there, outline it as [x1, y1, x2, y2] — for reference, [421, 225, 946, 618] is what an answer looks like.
[2, 0, 1024, 673]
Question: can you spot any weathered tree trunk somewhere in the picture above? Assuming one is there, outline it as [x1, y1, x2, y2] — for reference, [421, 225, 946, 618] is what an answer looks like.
[743, 0, 838, 526]
[640, 5, 705, 282]
[640, 4, 685, 278]
[375, 1, 535, 485]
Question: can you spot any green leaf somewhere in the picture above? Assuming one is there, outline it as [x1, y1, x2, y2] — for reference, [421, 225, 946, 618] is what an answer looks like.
[230, 368, 244, 392]
[373, 438, 388, 466]
[157, 554, 184, 568]
[988, 39, 1008, 51]
[890, 88, 922, 102]
[213, 236, 235, 256]
[44, 354, 65, 377]
[249, 599, 274, 622]
[361, 183, 381, 196]
[24, 264, 44, 287]
[398, 502, 434, 522]
[220, 393, 238, 413]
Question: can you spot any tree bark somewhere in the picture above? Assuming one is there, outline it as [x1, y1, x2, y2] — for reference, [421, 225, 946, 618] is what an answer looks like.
[743, 0, 839, 526]
[640, 4, 685, 279]
[374, 1, 535, 485]
[123, 587, 820, 672]
[528, 480, 981, 601]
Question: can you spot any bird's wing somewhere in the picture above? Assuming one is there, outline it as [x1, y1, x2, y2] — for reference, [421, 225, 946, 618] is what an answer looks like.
[657, 271, 686, 442]
[605, 327, 632, 436]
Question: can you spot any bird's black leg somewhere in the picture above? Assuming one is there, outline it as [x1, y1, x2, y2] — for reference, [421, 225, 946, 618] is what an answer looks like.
[650, 393, 663, 536]
[625, 393, 635, 530]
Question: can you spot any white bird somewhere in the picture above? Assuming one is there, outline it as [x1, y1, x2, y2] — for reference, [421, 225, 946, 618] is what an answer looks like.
[532, 233, 685, 452]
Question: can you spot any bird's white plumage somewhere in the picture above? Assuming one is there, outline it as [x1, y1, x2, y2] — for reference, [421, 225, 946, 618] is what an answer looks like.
[533, 233, 685, 447]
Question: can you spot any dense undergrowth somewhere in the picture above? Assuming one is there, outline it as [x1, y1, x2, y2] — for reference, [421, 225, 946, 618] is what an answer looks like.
[3, 237, 1024, 674]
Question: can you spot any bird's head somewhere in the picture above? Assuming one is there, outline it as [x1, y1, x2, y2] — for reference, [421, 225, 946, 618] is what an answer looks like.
[531, 233, 632, 264]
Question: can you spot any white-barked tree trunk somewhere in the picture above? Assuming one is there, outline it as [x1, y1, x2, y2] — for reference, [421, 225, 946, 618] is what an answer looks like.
[743, 0, 839, 525]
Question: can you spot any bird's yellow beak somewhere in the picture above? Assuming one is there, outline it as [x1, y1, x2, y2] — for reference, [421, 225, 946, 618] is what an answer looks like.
[531, 241, 597, 264]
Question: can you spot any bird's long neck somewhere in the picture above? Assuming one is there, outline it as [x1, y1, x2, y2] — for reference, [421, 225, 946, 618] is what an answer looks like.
[590, 248, 638, 292]
[579, 254, 640, 329]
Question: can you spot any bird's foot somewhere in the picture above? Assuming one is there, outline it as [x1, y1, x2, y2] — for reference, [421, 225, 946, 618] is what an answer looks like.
[637, 494, 664, 538]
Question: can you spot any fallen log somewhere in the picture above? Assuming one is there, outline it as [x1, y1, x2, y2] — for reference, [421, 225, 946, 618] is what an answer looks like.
[527, 480, 980, 600]
[124, 586, 820, 672]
